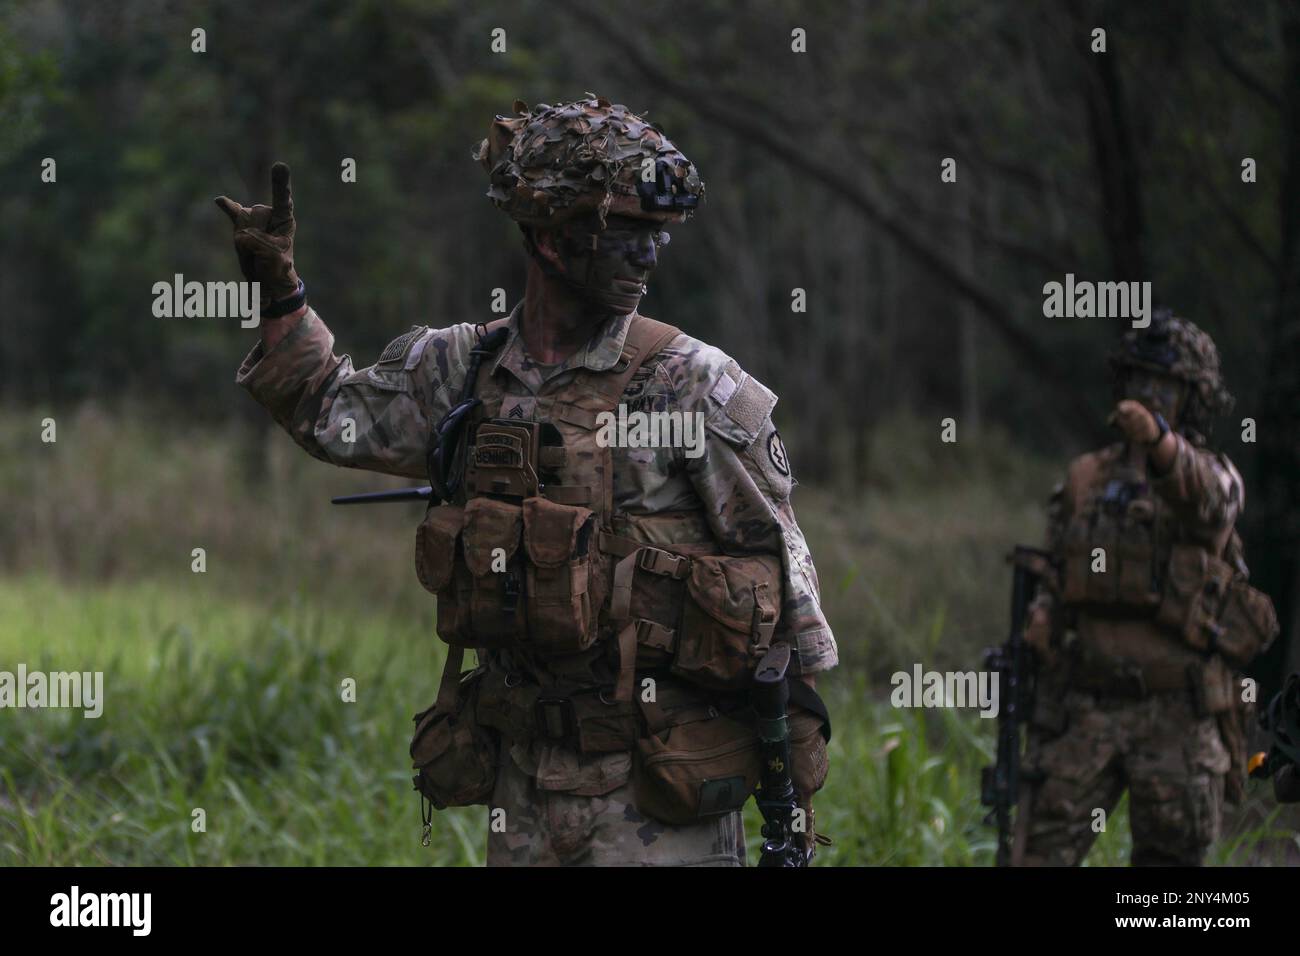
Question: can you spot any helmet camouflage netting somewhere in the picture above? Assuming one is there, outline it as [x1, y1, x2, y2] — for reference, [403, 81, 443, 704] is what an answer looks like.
[1110, 307, 1235, 438]
[473, 95, 705, 228]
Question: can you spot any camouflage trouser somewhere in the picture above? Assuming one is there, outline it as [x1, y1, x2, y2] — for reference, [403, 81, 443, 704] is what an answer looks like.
[485, 749, 747, 866]
[1015, 689, 1230, 866]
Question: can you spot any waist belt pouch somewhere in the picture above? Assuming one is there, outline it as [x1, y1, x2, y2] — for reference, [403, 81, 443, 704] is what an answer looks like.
[1215, 579, 1279, 668]
[410, 670, 499, 809]
[571, 691, 641, 753]
[415, 504, 471, 646]
[672, 555, 781, 691]
[474, 669, 540, 741]
[521, 496, 601, 655]
[462, 497, 527, 648]
[632, 711, 761, 825]
[1157, 543, 1232, 651]
[789, 706, 830, 799]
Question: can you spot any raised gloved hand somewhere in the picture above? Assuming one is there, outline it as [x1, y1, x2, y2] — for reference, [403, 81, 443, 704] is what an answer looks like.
[214, 162, 301, 307]
[1107, 399, 1161, 445]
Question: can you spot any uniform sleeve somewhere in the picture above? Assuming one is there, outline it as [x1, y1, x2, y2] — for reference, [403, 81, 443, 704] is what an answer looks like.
[664, 345, 838, 676]
[235, 307, 465, 480]
[1150, 434, 1243, 536]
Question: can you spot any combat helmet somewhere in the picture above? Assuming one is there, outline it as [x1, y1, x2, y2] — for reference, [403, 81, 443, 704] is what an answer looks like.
[1109, 307, 1234, 443]
[473, 95, 704, 229]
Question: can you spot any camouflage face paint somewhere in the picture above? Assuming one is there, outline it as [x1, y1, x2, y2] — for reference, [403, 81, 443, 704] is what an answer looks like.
[1124, 369, 1185, 424]
[554, 215, 670, 315]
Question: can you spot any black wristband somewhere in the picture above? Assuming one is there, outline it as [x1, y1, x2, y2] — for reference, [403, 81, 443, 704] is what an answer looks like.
[1151, 411, 1170, 445]
[262, 278, 307, 319]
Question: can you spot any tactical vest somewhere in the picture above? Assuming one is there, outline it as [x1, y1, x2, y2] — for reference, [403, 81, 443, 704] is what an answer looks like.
[414, 314, 783, 721]
[1058, 445, 1276, 677]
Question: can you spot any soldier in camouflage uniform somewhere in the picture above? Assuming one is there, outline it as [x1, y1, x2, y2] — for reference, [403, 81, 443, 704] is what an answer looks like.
[216, 96, 835, 866]
[1014, 311, 1277, 866]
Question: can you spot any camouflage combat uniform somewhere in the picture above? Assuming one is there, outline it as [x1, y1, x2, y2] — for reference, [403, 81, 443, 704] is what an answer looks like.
[1014, 313, 1276, 866]
[235, 99, 836, 865]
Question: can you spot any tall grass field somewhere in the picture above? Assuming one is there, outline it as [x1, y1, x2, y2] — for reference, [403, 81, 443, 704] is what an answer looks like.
[1, 407, 1295, 864]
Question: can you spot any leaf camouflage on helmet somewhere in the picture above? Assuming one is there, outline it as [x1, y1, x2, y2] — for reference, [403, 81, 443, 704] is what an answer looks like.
[1109, 307, 1234, 444]
[474, 94, 705, 228]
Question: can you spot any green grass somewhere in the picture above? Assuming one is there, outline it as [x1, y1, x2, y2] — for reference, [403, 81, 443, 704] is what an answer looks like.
[2, 406, 1297, 865]
[0, 575, 1151, 866]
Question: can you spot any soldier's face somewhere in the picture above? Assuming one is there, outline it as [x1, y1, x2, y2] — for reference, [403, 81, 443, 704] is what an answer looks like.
[1124, 369, 1184, 422]
[552, 214, 670, 315]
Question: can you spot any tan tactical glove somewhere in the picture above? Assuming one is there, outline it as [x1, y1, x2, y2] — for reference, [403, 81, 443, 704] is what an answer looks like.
[1107, 399, 1160, 445]
[214, 162, 301, 306]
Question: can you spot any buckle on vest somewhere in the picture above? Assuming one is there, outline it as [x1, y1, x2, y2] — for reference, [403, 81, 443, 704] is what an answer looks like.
[637, 547, 689, 579]
[534, 697, 577, 740]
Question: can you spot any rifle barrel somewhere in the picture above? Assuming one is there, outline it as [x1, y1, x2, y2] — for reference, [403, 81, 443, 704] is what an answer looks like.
[331, 486, 434, 505]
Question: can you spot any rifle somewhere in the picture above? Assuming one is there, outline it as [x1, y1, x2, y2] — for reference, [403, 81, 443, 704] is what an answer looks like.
[980, 545, 1050, 866]
[1248, 672, 1300, 803]
[751, 643, 810, 867]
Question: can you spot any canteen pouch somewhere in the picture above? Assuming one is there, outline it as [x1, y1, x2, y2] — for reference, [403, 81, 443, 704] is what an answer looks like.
[632, 710, 761, 825]
[410, 670, 499, 809]
[1157, 543, 1233, 651]
[521, 496, 601, 655]
[671, 555, 782, 691]
[415, 504, 471, 646]
[1214, 579, 1279, 668]
[462, 497, 527, 648]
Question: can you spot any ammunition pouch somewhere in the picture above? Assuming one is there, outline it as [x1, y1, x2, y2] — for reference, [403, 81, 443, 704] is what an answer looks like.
[1156, 543, 1233, 653]
[415, 496, 603, 655]
[410, 669, 499, 809]
[604, 532, 782, 697]
[1214, 578, 1279, 669]
[1061, 500, 1160, 611]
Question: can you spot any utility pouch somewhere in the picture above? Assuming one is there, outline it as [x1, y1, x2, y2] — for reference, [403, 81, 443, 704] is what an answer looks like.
[632, 710, 761, 825]
[415, 504, 471, 645]
[1187, 654, 1234, 719]
[462, 497, 527, 648]
[789, 705, 830, 799]
[671, 555, 782, 691]
[521, 496, 601, 655]
[1214, 579, 1279, 668]
[1157, 543, 1233, 651]
[410, 670, 499, 810]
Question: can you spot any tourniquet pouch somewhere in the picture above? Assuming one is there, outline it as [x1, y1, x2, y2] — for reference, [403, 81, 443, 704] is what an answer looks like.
[632, 710, 762, 825]
[410, 670, 499, 809]
[520, 496, 601, 655]
[1214, 578, 1279, 668]
[1156, 543, 1233, 651]
[415, 504, 471, 645]
[671, 555, 781, 691]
